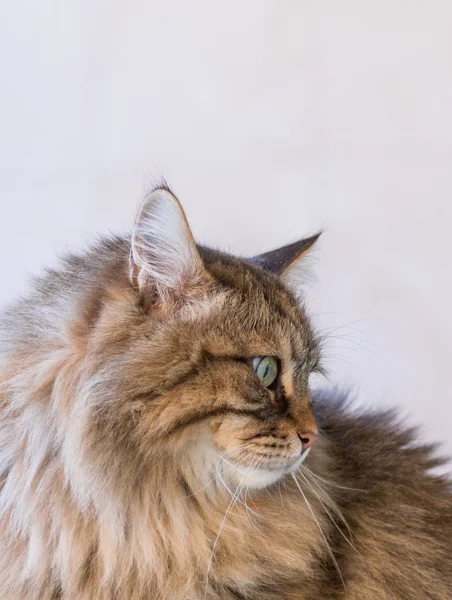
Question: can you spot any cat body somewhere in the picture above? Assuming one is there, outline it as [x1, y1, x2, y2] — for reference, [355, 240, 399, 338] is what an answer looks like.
[0, 187, 450, 599]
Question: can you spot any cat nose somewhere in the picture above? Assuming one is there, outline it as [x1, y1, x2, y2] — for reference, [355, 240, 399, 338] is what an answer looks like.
[298, 432, 317, 452]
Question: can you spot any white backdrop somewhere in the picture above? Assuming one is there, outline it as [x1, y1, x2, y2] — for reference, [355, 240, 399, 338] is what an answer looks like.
[1, 1, 451, 466]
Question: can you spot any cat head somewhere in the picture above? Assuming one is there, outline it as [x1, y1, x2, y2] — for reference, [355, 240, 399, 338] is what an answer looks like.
[75, 187, 322, 497]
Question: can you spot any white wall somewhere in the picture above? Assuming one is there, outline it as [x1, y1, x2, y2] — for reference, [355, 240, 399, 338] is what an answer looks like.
[1, 1, 451, 466]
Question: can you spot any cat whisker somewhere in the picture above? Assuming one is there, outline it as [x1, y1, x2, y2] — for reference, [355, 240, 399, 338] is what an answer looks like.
[315, 316, 379, 338]
[320, 341, 382, 362]
[291, 473, 345, 590]
[323, 331, 385, 354]
[217, 453, 263, 518]
[243, 487, 262, 534]
[204, 461, 256, 598]
[318, 327, 381, 347]
[318, 353, 360, 371]
[204, 480, 240, 598]
[217, 453, 267, 534]
[300, 465, 367, 493]
[182, 444, 254, 499]
[298, 468, 355, 541]
[296, 471, 358, 554]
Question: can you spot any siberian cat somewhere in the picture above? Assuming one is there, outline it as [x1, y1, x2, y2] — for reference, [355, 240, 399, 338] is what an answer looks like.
[0, 186, 451, 600]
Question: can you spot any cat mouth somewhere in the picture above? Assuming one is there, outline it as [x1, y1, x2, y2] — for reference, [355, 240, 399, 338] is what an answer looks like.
[265, 447, 311, 472]
[227, 448, 311, 490]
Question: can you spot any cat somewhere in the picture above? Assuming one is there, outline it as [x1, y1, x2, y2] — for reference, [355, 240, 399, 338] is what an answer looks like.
[0, 184, 451, 600]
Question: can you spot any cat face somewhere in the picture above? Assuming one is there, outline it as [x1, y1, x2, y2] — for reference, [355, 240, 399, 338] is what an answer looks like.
[78, 188, 321, 495]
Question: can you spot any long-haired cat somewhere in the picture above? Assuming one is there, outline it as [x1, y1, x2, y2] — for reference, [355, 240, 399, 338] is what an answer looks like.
[0, 186, 451, 600]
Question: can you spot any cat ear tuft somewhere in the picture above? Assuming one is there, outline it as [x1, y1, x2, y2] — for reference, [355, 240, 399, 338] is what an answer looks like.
[251, 232, 321, 287]
[130, 188, 207, 308]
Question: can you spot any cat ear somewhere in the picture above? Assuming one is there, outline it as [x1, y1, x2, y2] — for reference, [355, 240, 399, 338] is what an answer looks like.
[251, 233, 321, 287]
[130, 188, 208, 308]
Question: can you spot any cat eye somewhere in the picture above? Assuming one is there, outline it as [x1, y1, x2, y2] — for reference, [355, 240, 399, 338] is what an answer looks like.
[252, 356, 279, 388]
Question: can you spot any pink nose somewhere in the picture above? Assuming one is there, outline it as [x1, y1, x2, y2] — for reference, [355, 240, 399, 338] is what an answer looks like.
[298, 432, 317, 452]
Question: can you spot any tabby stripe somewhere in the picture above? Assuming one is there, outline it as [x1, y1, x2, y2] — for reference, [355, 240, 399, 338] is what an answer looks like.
[166, 405, 266, 435]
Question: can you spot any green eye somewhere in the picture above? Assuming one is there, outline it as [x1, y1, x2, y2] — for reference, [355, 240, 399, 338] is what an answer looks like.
[252, 356, 279, 388]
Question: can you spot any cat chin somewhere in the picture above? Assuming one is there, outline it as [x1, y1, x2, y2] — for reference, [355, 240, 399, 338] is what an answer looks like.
[230, 448, 311, 490]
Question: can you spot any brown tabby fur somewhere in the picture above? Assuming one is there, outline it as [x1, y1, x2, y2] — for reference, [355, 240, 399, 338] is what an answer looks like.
[0, 187, 451, 600]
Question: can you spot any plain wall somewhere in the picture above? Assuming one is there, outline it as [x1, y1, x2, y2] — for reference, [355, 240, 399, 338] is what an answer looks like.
[1, 1, 451, 466]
